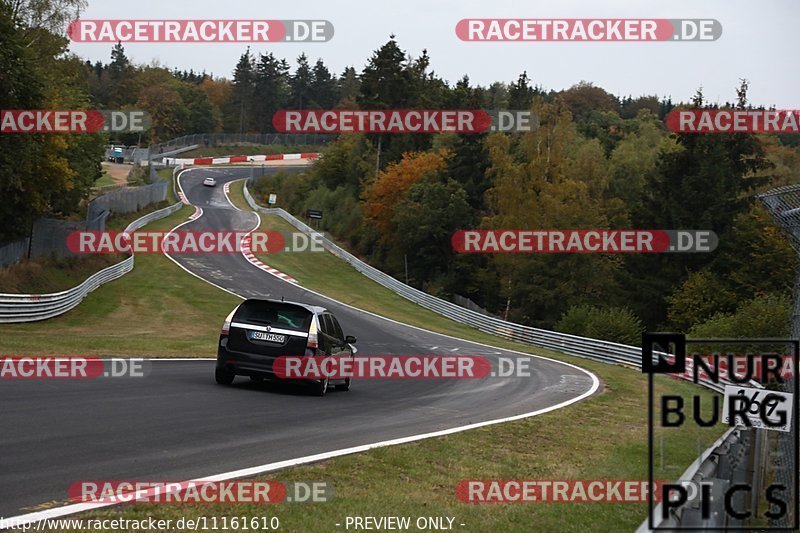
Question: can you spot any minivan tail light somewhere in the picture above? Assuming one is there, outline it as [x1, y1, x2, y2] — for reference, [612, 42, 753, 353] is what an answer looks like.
[221, 307, 237, 335]
[306, 316, 319, 350]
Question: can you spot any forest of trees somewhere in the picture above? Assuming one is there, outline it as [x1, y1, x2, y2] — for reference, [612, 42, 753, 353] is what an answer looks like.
[0, 0, 105, 243]
[2, 0, 799, 339]
[242, 39, 800, 337]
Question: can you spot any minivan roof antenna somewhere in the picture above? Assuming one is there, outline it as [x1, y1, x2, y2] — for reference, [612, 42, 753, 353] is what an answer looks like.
[281, 296, 284, 302]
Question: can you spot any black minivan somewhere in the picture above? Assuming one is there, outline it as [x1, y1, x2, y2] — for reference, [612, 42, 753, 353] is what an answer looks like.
[215, 298, 356, 396]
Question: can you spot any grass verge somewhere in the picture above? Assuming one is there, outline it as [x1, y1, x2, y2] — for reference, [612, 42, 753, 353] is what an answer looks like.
[0, 205, 240, 356]
[0, 255, 125, 294]
[0, 185, 175, 294]
[93, 173, 115, 187]
[9, 177, 723, 532]
[47, 371, 718, 533]
[227, 179, 565, 350]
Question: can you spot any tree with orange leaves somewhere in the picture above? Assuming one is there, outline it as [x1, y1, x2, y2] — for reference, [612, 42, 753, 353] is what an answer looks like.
[362, 149, 451, 243]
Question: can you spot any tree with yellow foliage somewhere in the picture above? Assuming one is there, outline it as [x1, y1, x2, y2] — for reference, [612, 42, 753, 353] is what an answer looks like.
[362, 149, 451, 243]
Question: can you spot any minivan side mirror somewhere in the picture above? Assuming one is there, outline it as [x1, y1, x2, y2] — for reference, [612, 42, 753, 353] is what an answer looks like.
[345, 335, 357, 344]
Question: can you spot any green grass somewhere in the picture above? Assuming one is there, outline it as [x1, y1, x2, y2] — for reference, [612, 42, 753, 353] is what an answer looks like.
[0, 255, 124, 294]
[0, 205, 241, 357]
[8, 178, 724, 531]
[0, 176, 177, 295]
[93, 173, 116, 187]
[104, 201, 174, 232]
[227, 179, 554, 347]
[156, 167, 178, 203]
[49, 369, 719, 533]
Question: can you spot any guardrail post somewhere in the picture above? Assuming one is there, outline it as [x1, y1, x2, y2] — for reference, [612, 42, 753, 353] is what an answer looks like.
[757, 186, 800, 529]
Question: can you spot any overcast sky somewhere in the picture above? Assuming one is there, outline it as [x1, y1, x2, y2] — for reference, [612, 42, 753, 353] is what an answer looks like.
[68, 0, 798, 107]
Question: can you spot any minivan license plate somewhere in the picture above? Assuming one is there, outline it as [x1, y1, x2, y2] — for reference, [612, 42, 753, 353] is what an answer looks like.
[250, 331, 286, 343]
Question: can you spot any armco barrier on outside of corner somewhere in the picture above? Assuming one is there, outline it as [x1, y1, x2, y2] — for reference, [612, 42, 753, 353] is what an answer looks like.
[0, 202, 183, 323]
[242, 179, 767, 531]
[242, 179, 669, 375]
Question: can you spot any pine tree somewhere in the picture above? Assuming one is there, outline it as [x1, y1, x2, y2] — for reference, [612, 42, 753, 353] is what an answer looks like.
[310, 58, 338, 109]
[508, 71, 534, 109]
[227, 48, 255, 132]
[289, 53, 312, 109]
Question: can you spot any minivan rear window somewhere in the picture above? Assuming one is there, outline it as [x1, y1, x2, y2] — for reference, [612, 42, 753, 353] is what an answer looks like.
[233, 300, 312, 331]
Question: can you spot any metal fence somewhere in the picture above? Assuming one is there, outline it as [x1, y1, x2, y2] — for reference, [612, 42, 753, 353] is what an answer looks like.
[637, 427, 747, 531]
[105, 145, 151, 164]
[0, 201, 182, 323]
[106, 145, 197, 164]
[452, 293, 499, 318]
[28, 217, 98, 260]
[150, 133, 332, 156]
[0, 210, 109, 268]
[143, 145, 199, 165]
[104, 145, 137, 161]
[637, 180, 800, 530]
[109, 133, 331, 163]
[0, 239, 30, 268]
[87, 181, 168, 220]
[1, 179, 168, 269]
[758, 184, 800, 529]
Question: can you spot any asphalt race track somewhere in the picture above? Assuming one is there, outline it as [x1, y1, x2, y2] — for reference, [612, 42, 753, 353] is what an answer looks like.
[0, 166, 599, 519]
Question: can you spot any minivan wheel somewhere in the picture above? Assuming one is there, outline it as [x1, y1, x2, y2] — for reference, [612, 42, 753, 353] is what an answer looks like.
[215, 367, 235, 385]
[316, 377, 328, 396]
[335, 378, 351, 392]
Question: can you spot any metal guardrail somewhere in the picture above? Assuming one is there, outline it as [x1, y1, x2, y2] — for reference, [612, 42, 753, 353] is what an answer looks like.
[0, 202, 183, 323]
[758, 184, 800, 529]
[636, 427, 743, 531]
[243, 180, 669, 371]
[105, 144, 199, 164]
[243, 180, 769, 531]
[149, 133, 331, 157]
[143, 144, 200, 164]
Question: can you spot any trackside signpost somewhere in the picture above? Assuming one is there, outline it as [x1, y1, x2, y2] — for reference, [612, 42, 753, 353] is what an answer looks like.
[306, 209, 322, 229]
[643, 332, 799, 530]
[722, 385, 794, 433]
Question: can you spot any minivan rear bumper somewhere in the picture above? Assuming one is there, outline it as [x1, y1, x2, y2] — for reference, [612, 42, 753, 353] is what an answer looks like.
[217, 339, 280, 378]
[217, 337, 344, 384]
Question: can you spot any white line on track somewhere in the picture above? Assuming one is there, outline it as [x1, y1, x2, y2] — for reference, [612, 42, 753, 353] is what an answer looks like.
[221, 181, 240, 211]
[1, 372, 597, 530]
[220, 177, 298, 285]
[0, 168, 602, 530]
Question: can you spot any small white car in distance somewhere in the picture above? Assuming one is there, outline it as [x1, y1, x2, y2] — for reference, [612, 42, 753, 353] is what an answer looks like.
[203, 177, 217, 187]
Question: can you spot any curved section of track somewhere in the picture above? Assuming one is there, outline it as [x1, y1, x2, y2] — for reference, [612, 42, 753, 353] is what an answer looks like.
[0, 166, 599, 519]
